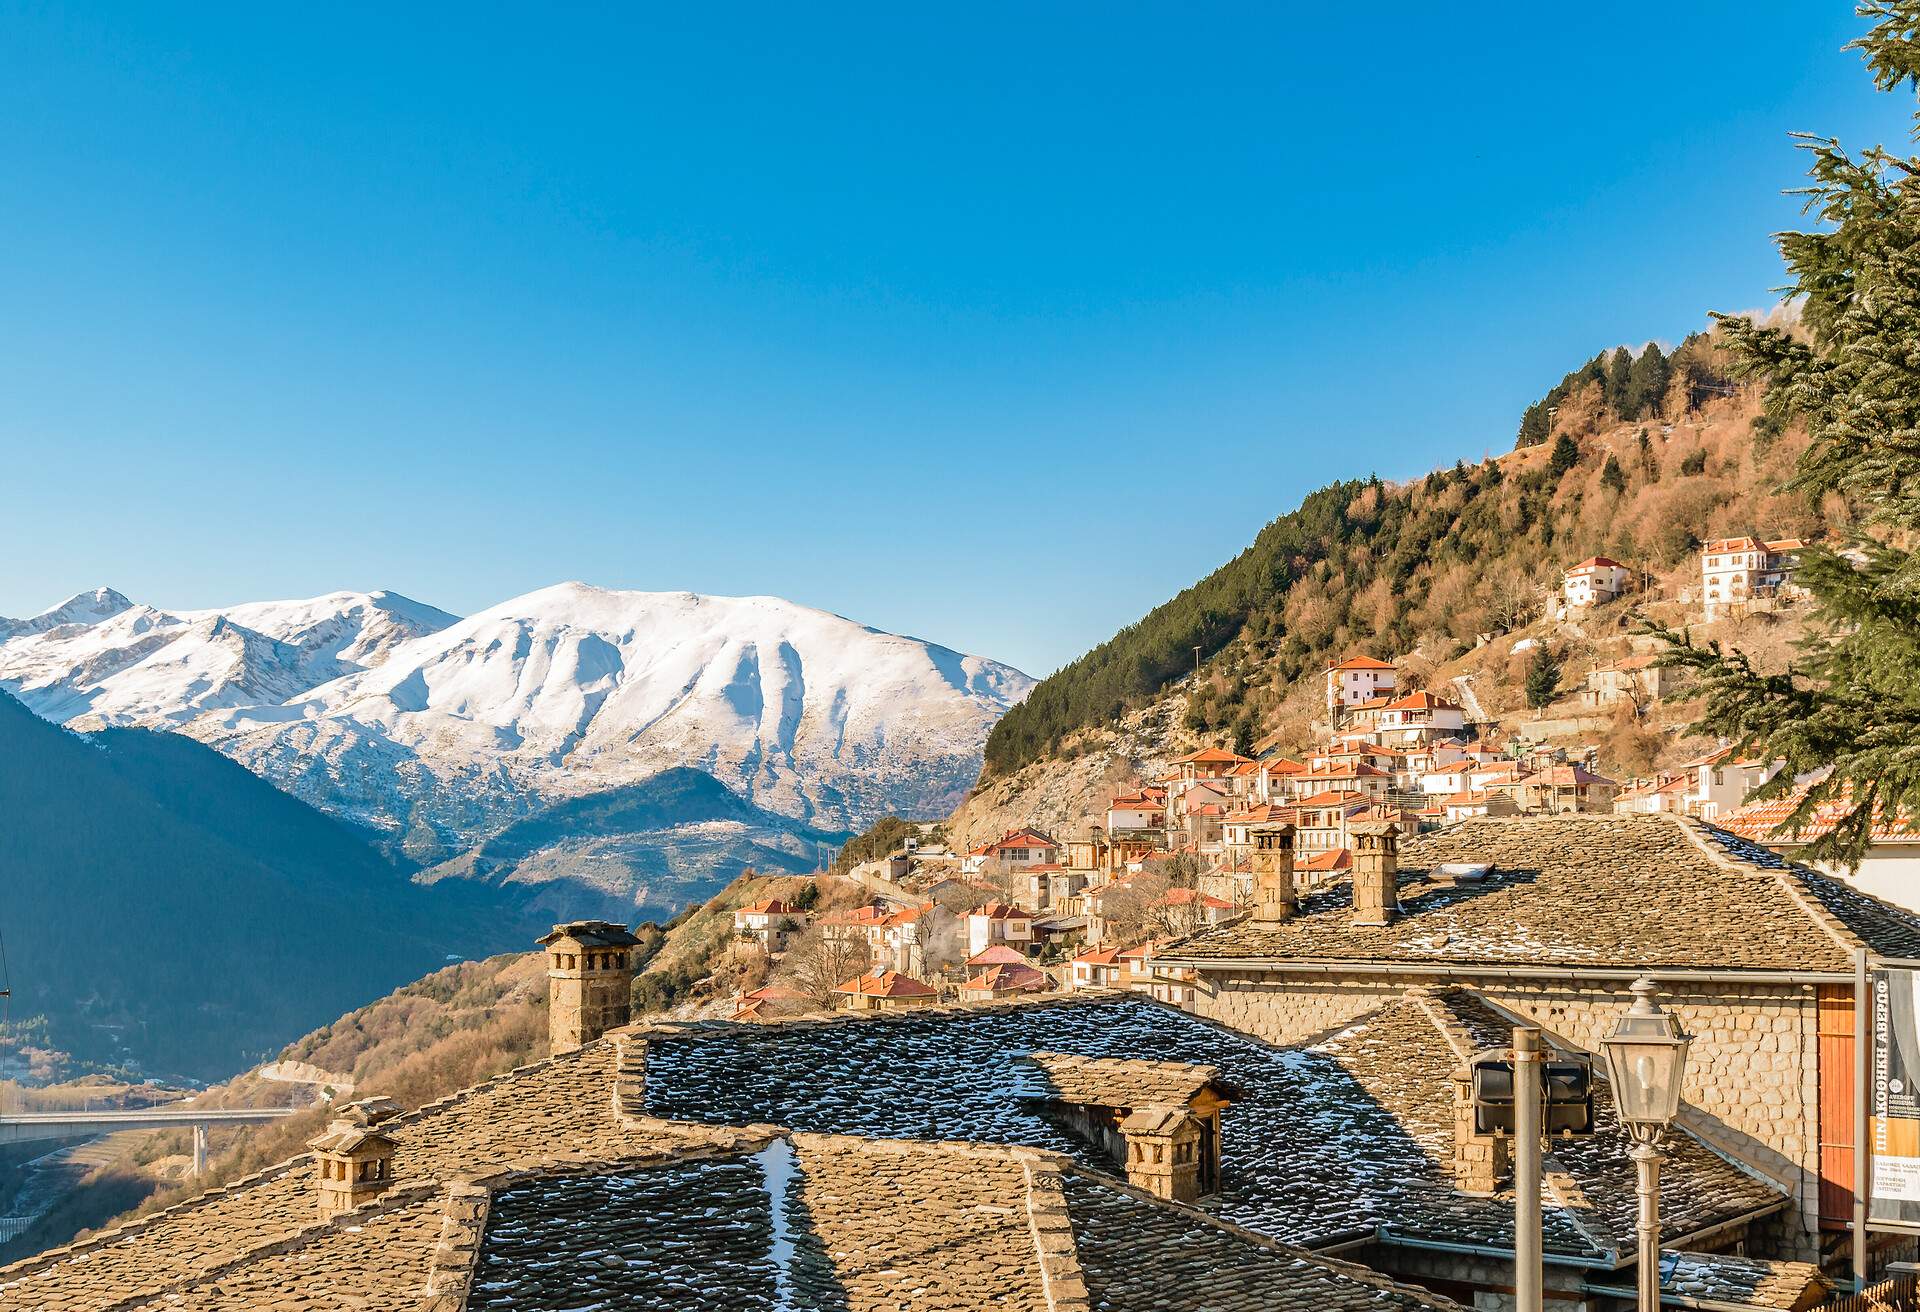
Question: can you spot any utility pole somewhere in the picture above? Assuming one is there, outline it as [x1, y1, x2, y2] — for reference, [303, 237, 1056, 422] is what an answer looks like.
[1514, 1027, 1544, 1312]
[1193, 646, 1202, 681]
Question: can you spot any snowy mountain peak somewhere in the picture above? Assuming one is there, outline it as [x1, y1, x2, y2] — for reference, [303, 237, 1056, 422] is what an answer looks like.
[8, 586, 136, 634]
[0, 581, 1032, 853]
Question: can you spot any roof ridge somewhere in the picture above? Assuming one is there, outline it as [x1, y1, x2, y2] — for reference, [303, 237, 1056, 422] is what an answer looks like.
[1406, 987, 1485, 1065]
[1670, 814, 1861, 960]
[1023, 1158, 1093, 1312]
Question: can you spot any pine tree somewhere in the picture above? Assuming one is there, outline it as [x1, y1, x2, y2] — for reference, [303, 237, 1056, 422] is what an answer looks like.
[1605, 347, 1635, 416]
[1524, 645, 1561, 711]
[1600, 454, 1628, 493]
[1626, 343, 1672, 419]
[1654, 2, 1920, 869]
[1547, 432, 1580, 479]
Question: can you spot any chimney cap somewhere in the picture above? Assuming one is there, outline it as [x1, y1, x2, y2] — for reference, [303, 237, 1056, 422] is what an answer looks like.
[538, 920, 642, 949]
[337, 1096, 403, 1127]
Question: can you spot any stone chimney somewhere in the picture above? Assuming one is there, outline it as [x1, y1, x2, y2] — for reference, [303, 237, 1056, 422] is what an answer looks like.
[538, 920, 643, 1054]
[1450, 1066, 1510, 1196]
[307, 1098, 402, 1220]
[1119, 1106, 1206, 1203]
[1349, 819, 1402, 927]
[1250, 822, 1297, 924]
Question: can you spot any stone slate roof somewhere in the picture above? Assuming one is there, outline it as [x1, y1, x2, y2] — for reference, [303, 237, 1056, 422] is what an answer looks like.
[0, 1007, 1467, 1311]
[634, 992, 1783, 1260]
[453, 1136, 1459, 1312]
[1026, 1052, 1236, 1108]
[0, 1044, 728, 1312]
[1631, 1251, 1833, 1311]
[1157, 813, 1920, 972]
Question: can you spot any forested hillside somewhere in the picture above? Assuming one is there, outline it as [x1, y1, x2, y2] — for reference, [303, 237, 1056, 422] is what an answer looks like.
[984, 330, 1828, 777]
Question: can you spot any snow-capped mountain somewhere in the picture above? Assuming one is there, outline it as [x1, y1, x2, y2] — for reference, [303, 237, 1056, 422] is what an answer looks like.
[0, 582, 1032, 852]
[0, 588, 459, 726]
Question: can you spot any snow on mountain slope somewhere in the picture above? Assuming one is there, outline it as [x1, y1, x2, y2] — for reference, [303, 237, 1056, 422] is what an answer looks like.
[0, 589, 457, 727]
[196, 582, 1034, 846]
[0, 583, 1033, 853]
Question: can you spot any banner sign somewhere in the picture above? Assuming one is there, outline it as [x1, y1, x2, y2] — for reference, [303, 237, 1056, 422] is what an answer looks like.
[1871, 966, 1920, 1222]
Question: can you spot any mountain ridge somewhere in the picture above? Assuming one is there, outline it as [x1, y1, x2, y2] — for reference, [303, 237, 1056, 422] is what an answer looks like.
[0, 581, 1033, 858]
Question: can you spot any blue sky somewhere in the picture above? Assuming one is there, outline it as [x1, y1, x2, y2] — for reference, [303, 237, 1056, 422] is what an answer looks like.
[0, 5, 1906, 675]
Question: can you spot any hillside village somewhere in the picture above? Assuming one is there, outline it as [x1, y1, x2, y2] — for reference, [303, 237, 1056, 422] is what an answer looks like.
[713, 531, 1911, 1028]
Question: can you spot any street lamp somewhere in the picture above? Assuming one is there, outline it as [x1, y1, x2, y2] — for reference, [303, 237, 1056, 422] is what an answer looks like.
[1601, 977, 1693, 1312]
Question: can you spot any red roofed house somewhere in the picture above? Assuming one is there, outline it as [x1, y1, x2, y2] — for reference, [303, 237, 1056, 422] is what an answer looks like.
[1702, 536, 1808, 619]
[1279, 762, 1392, 804]
[1375, 690, 1468, 748]
[1613, 772, 1691, 816]
[964, 944, 1029, 969]
[732, 897, 809, 953]
[963, 828, 1060, 876]
[1295, 847, 1352, 890]
[1325, 655, 1397, 716]
[961, 962, 1053, 1001]
[730, 984, 808, 1022]
[1156, 886, 1237, 931]
[832, 969, 939, 1012]
[1511, 764, 1620, 815]
[1562, 556, 1631, 610]
[1293, 791, 1378, 854]
[1680, 747, 1783, 822]
[965, 901, 1036, 958]
[1105, 790, 1168, 837]
[1068, 945, 1127, 990]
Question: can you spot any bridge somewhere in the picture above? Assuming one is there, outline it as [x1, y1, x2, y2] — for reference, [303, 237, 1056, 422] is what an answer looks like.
[0, 1106, 303, 1175]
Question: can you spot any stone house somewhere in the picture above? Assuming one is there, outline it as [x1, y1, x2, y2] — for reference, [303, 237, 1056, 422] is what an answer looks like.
[1152, 812, 1920, 1261]
[832, 968, 939, 1011]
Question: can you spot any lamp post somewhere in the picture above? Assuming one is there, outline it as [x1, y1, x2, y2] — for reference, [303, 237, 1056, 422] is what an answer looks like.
[1600, 977, 1693, 1312]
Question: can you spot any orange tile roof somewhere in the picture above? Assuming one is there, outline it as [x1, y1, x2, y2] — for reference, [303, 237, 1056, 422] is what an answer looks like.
[1703, 536, 1764, 554]
[1719, 789, 1920, 844]
[1297, 848, 1352, 873]
[1158, 888, 1234, 909]
[971, 901, 1033, 921]
[1382, 690, 1463, 712]
[1328, 655, 1395, 671]
[1071, 946, 1125, 966]
[965, 945, 1030, 967]
[1107, 797, 1166, 812]
[833, 969, 938, 999]
[965, 964, 1050, 993]
[1170, 747, 1253, 766]
[1566, 555, 1626, 572]
[1295, 789, 1373, 809]
[736, 898, 794, 916]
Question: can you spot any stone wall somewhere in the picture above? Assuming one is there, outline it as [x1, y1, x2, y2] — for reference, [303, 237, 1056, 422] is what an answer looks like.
[1190, 969, 1824, 1252]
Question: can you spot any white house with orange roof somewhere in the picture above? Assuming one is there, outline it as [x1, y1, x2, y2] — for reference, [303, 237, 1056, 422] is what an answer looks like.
[1613, 772, 1691, 816]
[962, 827, 1060, 875]
[1295, 847, 1352, 888]
[1292, 790, 1377, 853]
[1701, 536, 1808, 619]
[1067, 945, 1127, 990]
[731, 897, 809, 953]
[1374, 690, 1468, 748]
[1679, 746, 1782, 821]
[1104, 788, 1167, 837]
[1562, 556, 1631, 610]
[1443, 790, 1518, 824]
[1324, 655, 1397, 715]
[1155, 886, 1236, 930]
[965, 901, 1036, 957]
[1280, 762, 1392, 804]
